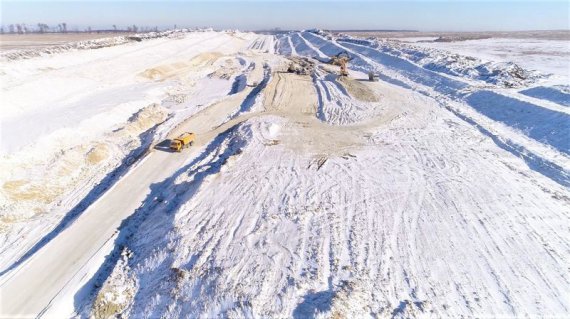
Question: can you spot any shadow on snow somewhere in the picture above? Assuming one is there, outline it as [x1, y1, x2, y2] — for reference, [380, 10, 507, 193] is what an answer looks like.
[74, 124, 249, 317]
[0, 124, 161, 277]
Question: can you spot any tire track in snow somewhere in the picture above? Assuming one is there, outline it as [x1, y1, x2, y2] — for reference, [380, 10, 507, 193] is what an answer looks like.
[297, 31, 570, 188]
[69, 56, 570, 318]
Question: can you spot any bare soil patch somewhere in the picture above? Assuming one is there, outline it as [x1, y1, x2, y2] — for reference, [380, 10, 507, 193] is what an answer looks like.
[338, 77, 380, 102]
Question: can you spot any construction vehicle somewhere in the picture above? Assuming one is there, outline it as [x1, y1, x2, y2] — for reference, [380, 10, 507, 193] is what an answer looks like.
[287, 57, 314, 75]
[170, 132, 195, 152]
[287, 63, 298, 73]
[329, 51, 353, 77]
[368, 71, 379, 81]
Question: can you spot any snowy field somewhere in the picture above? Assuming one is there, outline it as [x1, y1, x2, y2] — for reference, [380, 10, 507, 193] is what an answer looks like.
[410, 38, 570, 84]
[0, 29, 569, 318]
[0, 32, 132, 51]
[348, 30, 570, 84]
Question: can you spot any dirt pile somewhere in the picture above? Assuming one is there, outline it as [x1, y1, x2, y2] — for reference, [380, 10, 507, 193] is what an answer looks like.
[286, 57, 316, 75]
[140, 52, 225, 81]
[337, 77, 380, 102]
[0, 104, 168, 221]
[92, 248, 136, 319]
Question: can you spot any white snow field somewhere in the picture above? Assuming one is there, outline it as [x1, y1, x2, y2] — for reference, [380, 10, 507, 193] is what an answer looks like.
[410, 37, 570, 84]
[0, 29, 569, 318]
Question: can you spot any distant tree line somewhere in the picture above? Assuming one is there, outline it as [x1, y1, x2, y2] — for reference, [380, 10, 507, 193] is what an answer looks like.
[0, 23, 161, 34]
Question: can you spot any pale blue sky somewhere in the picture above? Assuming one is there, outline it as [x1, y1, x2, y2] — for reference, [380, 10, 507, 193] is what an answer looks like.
[1, 1, 569, 31]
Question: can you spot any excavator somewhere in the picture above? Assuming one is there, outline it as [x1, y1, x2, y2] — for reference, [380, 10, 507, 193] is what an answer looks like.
[328, 51, 353, 77]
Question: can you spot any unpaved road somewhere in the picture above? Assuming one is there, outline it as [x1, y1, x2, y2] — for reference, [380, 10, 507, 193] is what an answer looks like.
[0, 59, 272, 317]
[0, 56, 351, 317]
[3, 30, 568, 317]
[0, 52, 387, 315]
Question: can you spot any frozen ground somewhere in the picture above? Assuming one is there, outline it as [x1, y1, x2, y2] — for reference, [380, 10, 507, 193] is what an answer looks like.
[0, 32, 133, 51]
[0, 29, 269, 270]
[346, 30, 570, 98]
[410, 38, 570, 84]
[346, 30, 570, 41]
[0, 29, 569, 318]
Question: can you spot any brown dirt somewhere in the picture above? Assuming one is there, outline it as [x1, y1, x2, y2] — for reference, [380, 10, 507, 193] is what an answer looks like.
[263, 72, 318, 115]
[1, 104, 168, 219]
[139, 52, 224, 81]
[3, 179, 63, 204]
[118, 103, 168, 137]
[86, 144, 110, 164]
[337, 77, 379, 102]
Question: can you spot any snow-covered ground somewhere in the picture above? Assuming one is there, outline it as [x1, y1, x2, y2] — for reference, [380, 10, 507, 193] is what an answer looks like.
[83, 68, 570, 318]
[1, 30, 569, 318]
[411, 37, 570, 83]
[394, 36, 440, 43]
[0, 30, 271, 270]
[408, 37, 570, 106]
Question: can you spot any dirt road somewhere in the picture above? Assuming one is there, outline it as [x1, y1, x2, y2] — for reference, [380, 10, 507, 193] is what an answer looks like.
[0, 58, 272, 317]
[3, 32, 568, 317]
[0, 56, 377, 315]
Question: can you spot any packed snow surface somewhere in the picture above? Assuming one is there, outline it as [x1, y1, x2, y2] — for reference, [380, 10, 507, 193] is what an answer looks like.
[410, 37, 570, 84]
[1, 30, 569, 318]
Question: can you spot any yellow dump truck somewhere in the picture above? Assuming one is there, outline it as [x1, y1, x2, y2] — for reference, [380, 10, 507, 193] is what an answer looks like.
[170, 132, 195, 152]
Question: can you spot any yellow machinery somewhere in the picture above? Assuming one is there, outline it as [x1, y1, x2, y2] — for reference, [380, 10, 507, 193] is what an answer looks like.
[329, 51, 352, 77]
[170, 132, 195, 152]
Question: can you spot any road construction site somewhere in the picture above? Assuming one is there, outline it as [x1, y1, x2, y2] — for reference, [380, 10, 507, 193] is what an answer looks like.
[0, 30, 569, 318]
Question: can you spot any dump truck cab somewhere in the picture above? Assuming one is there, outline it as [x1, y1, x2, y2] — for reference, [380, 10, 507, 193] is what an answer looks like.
[170, 139, 183, 152]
